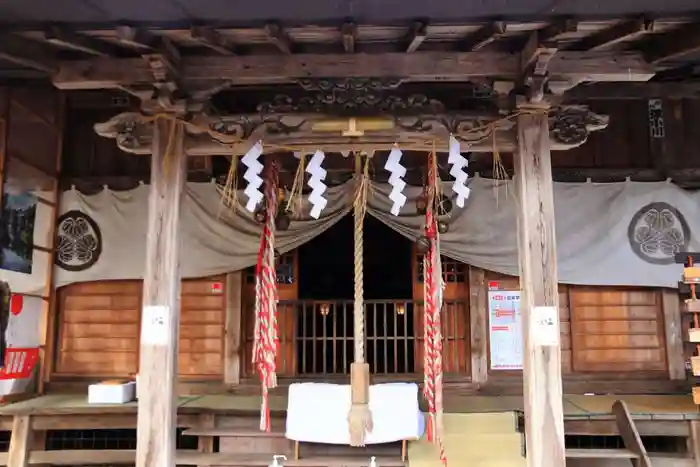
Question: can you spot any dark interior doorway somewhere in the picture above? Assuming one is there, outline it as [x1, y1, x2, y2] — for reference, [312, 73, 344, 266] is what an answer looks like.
[296, 214, 415, 375]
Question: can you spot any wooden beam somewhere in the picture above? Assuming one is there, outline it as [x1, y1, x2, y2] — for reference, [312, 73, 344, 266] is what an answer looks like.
[38, 92, 65, 394]
[513, 102, 565, 467]
[43, 26, 114, 57]
[7, 415, 31, 467]
[264, 23, 292, 54]
[569, 17, 654, 52]
[136, 118, 186, 467]
[644, 23, 700, 64]
[406, 21, 428, 53]
[341, 22, 356, 53]
[224, 271, 243, 386]
[563, 81, 700, 100]
[461, 21, 507, 51]
[538, 18, 578, 42]
[190, 27, 235, 55]
[469, 266, 488, 386]
[612, 400, 652, 467]
[52, 50, 654, 90]
[0, 35, 57, 74]
[662, 288, 685, 380]
[115, 25, 156, 51]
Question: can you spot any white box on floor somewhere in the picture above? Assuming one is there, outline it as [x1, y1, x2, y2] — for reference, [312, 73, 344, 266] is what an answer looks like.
[88, 380, 136, 404]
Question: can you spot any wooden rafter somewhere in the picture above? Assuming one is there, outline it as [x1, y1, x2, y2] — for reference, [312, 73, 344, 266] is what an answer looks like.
[406, 21, 428, 53]
[644, 23, 700, 64]
[115, 25, 156, 51]
[52, 50, 655, 90]
[43, 26, 114, 57]
[537, 18, 578, 42]
[190, 27, 235, 55]
[342, 22, 356, 53]
[0, 34, 58, 74]
[568, 17, 654, 51]
[461, 21, 507, 51]
[264, 22, 292, 54]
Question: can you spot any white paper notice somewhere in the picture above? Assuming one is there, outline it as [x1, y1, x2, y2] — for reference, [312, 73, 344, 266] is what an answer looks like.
[532, 306, 559, 346]
[488, 290, 522, 370]
[141, 306, 170, 345]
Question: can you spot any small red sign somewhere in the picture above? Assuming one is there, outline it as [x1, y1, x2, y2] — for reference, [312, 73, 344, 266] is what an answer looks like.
[10, 294, 23, 316]
[211, 282, 223, 294]
[488, 281, 500, 290]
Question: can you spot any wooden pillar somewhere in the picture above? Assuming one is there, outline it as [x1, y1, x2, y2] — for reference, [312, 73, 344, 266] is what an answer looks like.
[136, 118, 186, 467]
[513, 104, 566, 467]
[8, 415, 32, 467]
[468, 266, 488, 385]
[661, 288, 685, 380]
[224, 271, 243, 385]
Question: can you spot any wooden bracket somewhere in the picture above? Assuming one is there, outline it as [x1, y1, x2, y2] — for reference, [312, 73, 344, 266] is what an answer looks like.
[520, 32, 558, 103]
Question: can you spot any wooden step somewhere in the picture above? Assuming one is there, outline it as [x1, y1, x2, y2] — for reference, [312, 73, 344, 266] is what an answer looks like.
[0, 451, 406, 467]
[565, 448, 639, 459]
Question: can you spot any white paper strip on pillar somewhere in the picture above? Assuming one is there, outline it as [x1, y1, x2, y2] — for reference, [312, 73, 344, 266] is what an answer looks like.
[448, 136, 471, 208]
[384, 147, 407, 216]
[241, 142, 264, 212]
[306, 150, 328, 219]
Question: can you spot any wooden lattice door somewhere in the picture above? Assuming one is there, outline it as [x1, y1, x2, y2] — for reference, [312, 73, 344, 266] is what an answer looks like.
[243, 250, 298, 377]
[411, 245, 471, 375]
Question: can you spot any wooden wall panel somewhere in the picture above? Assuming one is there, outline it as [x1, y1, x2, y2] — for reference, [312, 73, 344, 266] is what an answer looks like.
[485, 273, 572, 373]
[55, 281, 141, 377]
[570, 287, 666, 372]
[55, 276, 226, 379]
[179, 277, 226, 378]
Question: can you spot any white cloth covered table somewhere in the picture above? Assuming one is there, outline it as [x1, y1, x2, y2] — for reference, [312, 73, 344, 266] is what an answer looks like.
[285, 382, 422, 445]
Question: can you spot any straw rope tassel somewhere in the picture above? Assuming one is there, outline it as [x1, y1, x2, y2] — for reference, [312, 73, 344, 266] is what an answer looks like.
[424, 150, 447, 465]
[348, 154, 373, 447]
[253, 160, 280, 432]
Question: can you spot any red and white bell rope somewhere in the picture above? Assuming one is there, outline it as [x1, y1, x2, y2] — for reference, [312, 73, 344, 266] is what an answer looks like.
[423, 152, 447, 465]
[252, 160, 280, 432]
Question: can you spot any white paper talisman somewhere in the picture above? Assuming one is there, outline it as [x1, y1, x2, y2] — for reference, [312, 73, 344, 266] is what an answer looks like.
[141, 305, 170, 345]
[532, 306, 559, 346]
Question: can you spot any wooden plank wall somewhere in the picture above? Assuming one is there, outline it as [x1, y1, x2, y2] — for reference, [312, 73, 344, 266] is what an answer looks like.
[570, 287, 666, 372]
[487, 272, 667, 374]
[52, 271, 670, 380]
[54, 276, 226, 379]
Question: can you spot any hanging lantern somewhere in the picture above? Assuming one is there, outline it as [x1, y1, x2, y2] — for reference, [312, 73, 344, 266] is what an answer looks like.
[396, 303, 406, 315]
[320, 303, 330, 316]
[275, 212, 291, 231]
[437, 220, 449, 234]
[415, 235, 430, 254]
[415, 193, 428, 215]
[437, 195, 453, 216]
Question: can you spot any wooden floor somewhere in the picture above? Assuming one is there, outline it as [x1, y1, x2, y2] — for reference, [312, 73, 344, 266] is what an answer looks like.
[0, 393, 697, 419]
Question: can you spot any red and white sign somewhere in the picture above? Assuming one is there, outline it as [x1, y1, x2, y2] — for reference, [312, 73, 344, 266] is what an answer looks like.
[211, 282, 223, 294]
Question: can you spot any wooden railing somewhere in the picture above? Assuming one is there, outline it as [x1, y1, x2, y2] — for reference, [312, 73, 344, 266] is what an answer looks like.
[245, 299, 469, 376]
